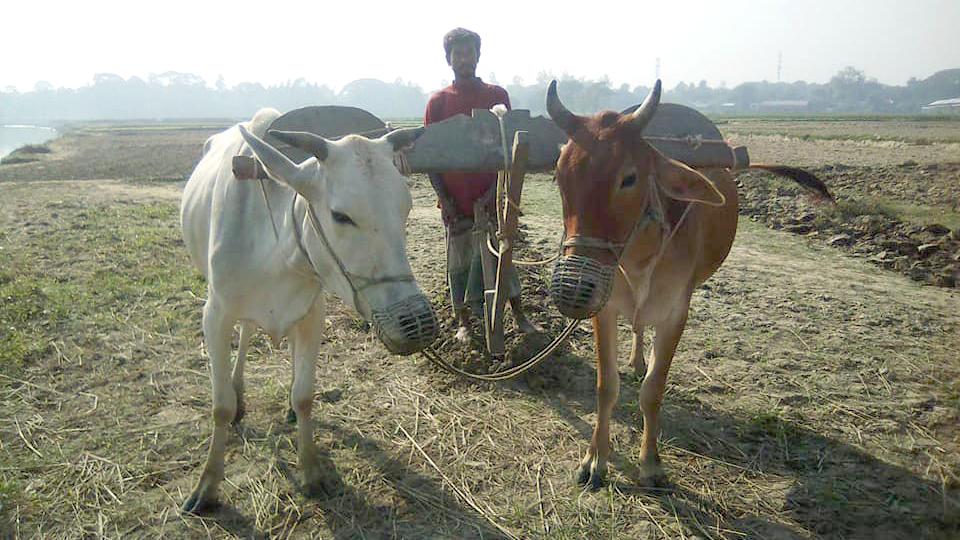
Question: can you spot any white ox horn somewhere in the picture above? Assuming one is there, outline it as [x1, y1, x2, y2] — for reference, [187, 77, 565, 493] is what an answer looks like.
[384, 126, 425, 152]
[237, 125, 314, 187]
[268, 130, 329, 161]
[627, 79, 662, 131]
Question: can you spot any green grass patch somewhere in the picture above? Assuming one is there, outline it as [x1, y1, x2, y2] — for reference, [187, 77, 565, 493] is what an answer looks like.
[880, 200, 960, 229]
[0, 276, 64, 372]
[0, 199, 205, 373]
[830, 196, 899, 221]
[813, 193, 960, 229]
[1, 143, 53, 165]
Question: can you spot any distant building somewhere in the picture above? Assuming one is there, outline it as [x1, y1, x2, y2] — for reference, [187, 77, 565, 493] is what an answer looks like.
[922, 97, 960, 114]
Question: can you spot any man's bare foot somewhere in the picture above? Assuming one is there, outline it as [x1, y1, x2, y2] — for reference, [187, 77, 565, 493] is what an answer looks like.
[454, 325, 471, 343]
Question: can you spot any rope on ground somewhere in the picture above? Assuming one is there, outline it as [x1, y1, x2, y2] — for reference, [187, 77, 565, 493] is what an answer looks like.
[420, 318, 579, 382]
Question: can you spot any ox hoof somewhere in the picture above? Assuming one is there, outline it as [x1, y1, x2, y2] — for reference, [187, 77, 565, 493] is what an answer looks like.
[576, 463, 606, 491]
[181, 489, 220, 515]
[454, 326, 470, 343]
[636, 471, 669, 490]
[635, 462, 668, 490]
[303, 472, 343, 499]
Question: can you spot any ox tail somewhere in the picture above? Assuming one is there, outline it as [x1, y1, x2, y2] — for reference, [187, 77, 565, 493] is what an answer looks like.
[747, 164, 834, 202]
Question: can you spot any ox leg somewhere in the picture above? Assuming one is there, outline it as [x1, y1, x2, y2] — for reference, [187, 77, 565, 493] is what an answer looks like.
[290, 297, 339, 497]
[577, 307, 619, 490]
[183, 301, 237, 513]
[629, 327, 645, 380]
[636, 309, 687, 487]
[231, 321, 254, 424]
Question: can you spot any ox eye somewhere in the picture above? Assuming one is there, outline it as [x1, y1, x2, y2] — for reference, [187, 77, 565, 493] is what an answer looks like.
[621, 173, 638, 189]
[331, 211, 355, 226]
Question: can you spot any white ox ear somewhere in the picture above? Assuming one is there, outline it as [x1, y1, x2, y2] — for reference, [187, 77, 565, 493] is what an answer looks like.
[237, 125, 319, 195]
[652, 152, 726, 207]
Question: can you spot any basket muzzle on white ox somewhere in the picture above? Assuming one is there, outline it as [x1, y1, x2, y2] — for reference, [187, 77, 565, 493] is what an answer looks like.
[290, 144, 439, 357]
[371, 293, 439, 355]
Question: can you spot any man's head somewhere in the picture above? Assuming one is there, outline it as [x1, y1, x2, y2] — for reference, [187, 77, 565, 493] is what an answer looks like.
[443, 27, 481, 80]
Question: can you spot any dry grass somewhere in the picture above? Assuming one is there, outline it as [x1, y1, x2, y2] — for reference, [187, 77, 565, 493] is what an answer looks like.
[0, 125, 958, 539]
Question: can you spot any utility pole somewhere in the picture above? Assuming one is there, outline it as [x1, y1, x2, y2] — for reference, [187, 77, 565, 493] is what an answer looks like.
[777, 51, 782, 82]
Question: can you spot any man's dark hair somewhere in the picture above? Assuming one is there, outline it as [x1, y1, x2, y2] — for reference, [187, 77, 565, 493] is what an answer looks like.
[443, 28, 481, 62]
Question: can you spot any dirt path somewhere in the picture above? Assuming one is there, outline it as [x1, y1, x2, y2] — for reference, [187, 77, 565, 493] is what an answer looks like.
[1, 178, 957, 539]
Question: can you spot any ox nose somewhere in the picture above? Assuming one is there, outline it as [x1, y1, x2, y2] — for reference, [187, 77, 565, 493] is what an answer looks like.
[550, 255, 616, 319]
[372, 293, 439, 355]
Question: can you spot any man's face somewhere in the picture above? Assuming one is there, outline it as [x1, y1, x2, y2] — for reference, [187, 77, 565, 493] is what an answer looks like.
[448, 41, 478, 79]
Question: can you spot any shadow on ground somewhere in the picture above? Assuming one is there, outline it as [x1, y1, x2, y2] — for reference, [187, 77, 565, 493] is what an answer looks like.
[527, 350, 959, 539]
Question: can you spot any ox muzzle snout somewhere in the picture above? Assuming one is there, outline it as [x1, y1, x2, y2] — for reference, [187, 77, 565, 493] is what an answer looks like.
[372, 293, 439, 355]
[550, 255, 616, 320]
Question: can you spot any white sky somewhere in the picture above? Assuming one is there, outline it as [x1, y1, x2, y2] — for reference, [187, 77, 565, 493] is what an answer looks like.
[2, 0, 958, 93]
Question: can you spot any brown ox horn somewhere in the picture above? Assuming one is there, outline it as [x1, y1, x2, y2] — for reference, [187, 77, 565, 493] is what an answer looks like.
[546, 80, 579, 136]
[268, 130, 329, 161]
[627, 79, 662, 131]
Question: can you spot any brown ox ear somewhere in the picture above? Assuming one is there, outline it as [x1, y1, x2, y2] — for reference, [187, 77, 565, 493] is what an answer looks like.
[653, 154, 726, 207]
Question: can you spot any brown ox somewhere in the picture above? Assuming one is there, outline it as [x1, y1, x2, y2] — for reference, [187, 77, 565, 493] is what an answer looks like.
[546, 80, 832, 489]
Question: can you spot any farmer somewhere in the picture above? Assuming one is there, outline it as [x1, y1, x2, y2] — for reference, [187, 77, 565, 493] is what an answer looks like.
[425, 27, 539, 342]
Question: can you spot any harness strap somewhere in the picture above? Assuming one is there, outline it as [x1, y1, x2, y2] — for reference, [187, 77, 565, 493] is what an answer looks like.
[560, 204, 661, 257]
[301, 196, 416, 314]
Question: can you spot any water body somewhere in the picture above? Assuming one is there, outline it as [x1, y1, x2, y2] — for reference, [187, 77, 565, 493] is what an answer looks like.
[0, 125, 58, 159]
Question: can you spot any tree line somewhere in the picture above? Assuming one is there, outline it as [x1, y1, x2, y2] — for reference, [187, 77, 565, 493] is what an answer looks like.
[2, 67, 957, 124]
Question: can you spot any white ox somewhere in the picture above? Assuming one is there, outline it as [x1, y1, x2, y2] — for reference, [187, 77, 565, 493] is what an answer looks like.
[179, 108, 436, 513]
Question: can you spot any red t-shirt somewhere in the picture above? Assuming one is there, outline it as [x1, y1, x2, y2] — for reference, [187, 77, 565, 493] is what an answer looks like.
[424, 78, 511, 220]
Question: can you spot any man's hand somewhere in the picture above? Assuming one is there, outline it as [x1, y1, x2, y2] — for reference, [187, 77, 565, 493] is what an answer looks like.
[440, 197, 459, 225]
[478, 184, 498, 217]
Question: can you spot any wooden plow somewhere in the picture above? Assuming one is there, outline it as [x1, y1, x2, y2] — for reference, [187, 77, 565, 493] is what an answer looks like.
[234, 103, 754, 376]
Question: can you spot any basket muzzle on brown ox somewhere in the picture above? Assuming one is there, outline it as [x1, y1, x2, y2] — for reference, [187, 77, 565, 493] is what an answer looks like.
[550, 253, 616, 319]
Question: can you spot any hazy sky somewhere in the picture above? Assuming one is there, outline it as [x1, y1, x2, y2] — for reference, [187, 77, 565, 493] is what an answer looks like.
[3, 0, 958, 93]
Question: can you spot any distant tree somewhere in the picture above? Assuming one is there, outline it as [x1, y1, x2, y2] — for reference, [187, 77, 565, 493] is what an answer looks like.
[2, 66, 958, 124]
